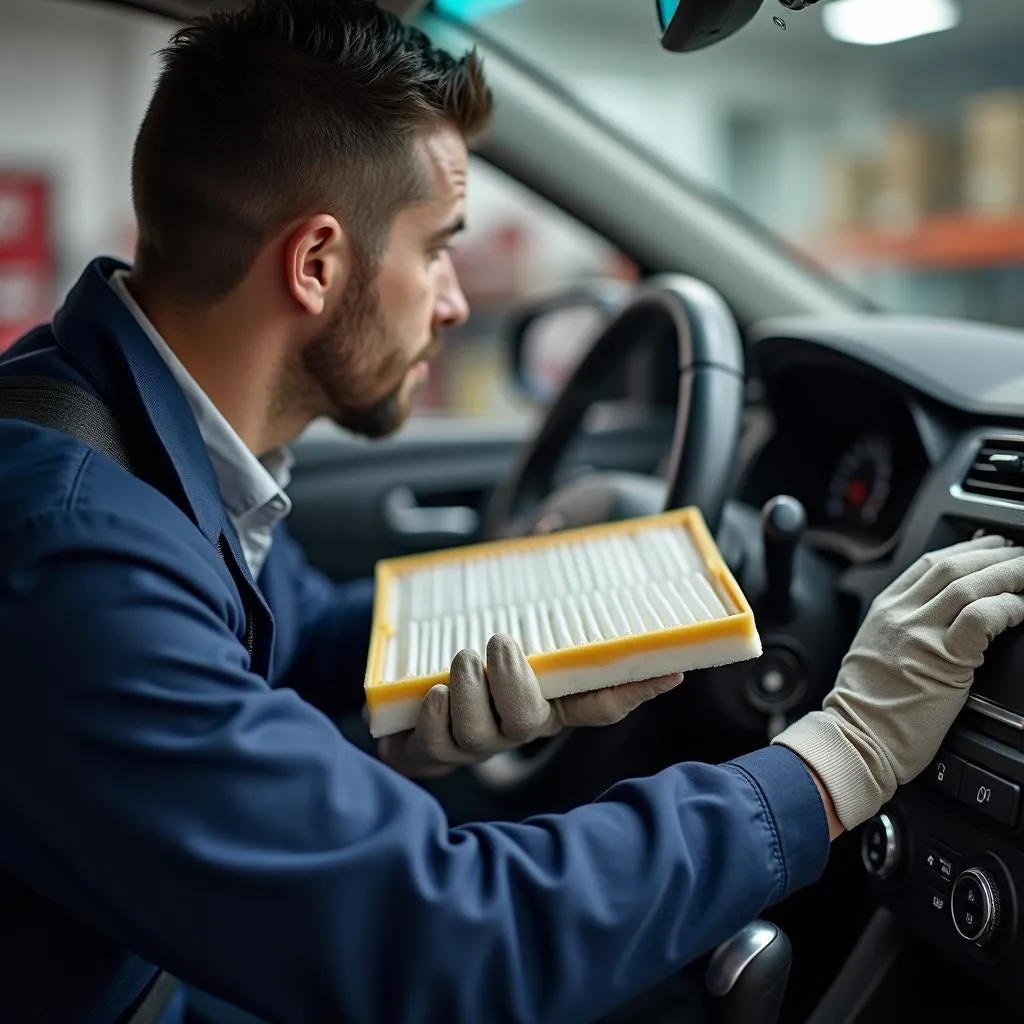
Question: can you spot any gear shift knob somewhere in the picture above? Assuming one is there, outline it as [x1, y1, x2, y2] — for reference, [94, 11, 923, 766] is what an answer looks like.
[705, 920, 792, 1024]
[761, 496, 806, 620]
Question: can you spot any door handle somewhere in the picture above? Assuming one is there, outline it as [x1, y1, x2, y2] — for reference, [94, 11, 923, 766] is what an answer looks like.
[383, 487, 479, 539]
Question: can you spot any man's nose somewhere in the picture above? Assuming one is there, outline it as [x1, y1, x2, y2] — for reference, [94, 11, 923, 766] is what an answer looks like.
[433, 254, 470, 330]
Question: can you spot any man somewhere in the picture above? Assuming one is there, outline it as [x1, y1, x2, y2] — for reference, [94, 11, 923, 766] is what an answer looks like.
[1, 2, 1023, 1022]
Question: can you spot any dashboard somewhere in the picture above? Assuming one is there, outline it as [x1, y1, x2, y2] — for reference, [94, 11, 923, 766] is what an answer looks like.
[739, 365, 931, 562]
[744, 314, 1024, 1015]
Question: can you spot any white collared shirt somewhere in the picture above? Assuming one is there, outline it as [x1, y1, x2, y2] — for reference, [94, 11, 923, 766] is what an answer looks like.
[109, 269, 293, 578]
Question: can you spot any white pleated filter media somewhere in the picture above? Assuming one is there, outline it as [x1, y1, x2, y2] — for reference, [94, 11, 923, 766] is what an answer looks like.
[382, 523, 736, 683]
[365, 508, 763, 737]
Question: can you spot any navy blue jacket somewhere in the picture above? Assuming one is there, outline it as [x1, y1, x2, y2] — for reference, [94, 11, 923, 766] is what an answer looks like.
[0, 258, 830, 1024]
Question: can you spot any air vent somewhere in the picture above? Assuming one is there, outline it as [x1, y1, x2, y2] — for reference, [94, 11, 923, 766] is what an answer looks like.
[962, 439, 1024, 502]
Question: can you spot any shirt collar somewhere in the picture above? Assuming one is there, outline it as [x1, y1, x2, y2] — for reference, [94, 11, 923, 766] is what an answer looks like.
[108, 269, 293, 523]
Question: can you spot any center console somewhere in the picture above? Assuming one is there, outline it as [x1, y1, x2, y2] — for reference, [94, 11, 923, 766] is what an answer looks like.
[849, 428, 1024, 1011]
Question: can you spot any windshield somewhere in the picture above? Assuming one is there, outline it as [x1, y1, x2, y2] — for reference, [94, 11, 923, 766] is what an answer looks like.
[449, 0, 1024, 330]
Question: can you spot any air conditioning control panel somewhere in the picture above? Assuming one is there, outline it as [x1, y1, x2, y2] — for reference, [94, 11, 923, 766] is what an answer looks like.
[865, 739, 1024, 1007]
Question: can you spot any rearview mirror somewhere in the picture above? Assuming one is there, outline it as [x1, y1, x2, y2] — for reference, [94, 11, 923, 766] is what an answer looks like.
[657, 0, 823, 51]
[507, 281, 631, 403]
[657, 0, 765, 52]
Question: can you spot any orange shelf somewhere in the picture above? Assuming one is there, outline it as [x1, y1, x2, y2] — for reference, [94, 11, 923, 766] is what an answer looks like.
[809, 213, 1024, 270]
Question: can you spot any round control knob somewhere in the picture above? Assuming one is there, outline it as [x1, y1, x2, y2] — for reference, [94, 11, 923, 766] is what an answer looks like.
[860, 813, 900, 880]
[952, 868, 1002, 946]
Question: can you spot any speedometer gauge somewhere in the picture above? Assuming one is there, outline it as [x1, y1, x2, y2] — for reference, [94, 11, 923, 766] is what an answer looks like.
[825, 434, 894, 529]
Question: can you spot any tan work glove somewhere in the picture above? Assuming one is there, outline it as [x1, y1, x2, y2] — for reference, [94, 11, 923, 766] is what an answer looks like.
[378, 634, 683, 778]
[773, 535, 1024, 831]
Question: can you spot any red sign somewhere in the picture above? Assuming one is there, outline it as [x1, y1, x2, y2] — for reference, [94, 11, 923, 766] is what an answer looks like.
[0, 173, 54, 353]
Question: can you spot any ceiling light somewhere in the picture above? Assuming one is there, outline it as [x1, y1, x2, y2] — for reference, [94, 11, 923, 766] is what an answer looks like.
[823, 0, 960, 46]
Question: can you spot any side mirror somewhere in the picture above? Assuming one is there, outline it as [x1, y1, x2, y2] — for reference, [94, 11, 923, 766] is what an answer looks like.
[507, 280, 631, 403]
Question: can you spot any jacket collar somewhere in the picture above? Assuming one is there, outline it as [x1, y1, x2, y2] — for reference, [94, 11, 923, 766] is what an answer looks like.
[51, 256, 272, 628]
[53, 257, 231, 549]
[32, 257, 274, 676]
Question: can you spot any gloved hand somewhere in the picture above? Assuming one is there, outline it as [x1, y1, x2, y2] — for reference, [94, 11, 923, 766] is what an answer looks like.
[773, 535, 1024, 831]
[378, 634, 683, 778]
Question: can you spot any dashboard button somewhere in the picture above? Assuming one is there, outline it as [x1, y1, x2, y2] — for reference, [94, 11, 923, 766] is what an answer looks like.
[925, 847, 957, 888]
[952, 868, 1002, 946]
[958, 763, 1021, 827]
[927, 888, 949, 917]
[925, 752, 964, 800]
[861, 813, 900, 880]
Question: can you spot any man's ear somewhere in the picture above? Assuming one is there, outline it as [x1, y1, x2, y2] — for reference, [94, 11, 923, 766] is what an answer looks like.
[284, 215, 349, 316]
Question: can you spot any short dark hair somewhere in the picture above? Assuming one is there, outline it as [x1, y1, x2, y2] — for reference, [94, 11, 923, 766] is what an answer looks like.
[131, 0, 492, 305]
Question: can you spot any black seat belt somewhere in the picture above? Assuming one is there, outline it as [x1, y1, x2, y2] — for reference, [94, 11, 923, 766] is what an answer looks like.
[0, 376, 142, 476]
[0, 375, 178, 1024]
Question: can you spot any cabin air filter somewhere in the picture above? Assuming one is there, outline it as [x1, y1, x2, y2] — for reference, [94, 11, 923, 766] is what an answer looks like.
[364, 507, 762, 738]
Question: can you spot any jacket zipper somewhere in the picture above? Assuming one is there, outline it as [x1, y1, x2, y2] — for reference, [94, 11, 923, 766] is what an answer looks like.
[218, 535, 255, 656]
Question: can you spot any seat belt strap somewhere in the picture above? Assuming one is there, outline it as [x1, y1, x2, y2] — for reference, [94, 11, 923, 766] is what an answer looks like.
[0, 375, 141, 475]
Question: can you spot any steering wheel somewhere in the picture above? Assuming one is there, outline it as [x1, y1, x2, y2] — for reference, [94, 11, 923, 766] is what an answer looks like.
[473, 274, 747, 800]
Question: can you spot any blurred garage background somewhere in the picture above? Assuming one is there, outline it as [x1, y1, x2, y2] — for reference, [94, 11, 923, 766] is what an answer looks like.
[2, 0, 1023, 419]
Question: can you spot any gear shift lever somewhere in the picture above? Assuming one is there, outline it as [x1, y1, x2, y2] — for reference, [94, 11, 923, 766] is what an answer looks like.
[761, 496, 807, 620]
[705, 920, 792, 1024]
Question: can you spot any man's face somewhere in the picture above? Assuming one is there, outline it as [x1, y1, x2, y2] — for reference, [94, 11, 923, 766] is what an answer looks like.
[302, 124, 470, 438]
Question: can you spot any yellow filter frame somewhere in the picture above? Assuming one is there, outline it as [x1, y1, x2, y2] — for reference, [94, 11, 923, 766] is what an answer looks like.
[364, 506, 761, 738]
